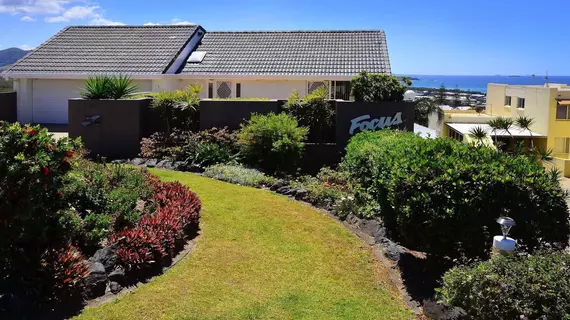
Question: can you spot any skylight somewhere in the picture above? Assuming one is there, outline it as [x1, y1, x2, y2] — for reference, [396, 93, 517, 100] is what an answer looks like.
[188, 51, 207, 63]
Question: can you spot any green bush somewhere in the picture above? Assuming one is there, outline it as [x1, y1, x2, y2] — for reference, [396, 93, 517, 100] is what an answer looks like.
[439, 252, 570, 320]
[238, 113, 308, 174]
[80, 75, 139, 100]
[284, 87, 335, 142]
[150, 85, 201, 132]
[203, 164, 277, 187]
[341, 130, 570, 261]
[350, 71, 409, 102]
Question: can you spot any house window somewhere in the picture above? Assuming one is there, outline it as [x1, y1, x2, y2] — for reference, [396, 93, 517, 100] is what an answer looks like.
[208, 83, 213, 99]
[308, 81, 328, 95]
[556, 105, 570, 120]
[236, 83, 241, 98]
[217, 81, 232, 98]
[554, 137, 570, 153]
[449, 128, 463, 142]
[331, 81, 351, 100]
[505, 96, 512, 106]
[517, 98, 525, 109]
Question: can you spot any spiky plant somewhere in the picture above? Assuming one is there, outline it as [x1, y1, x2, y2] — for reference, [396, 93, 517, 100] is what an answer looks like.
[468, 126, 488, 147]
[81, 75, 139, 100]
[515, 116, 535, 148]
[487, 118, 502, 144]
[533, 147, 554, 165]
[109, 75, 139, 99]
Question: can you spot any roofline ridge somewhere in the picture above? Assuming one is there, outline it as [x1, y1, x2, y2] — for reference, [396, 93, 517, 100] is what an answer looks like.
[66, 25, 199, 28]
[206, 29, 385, 33]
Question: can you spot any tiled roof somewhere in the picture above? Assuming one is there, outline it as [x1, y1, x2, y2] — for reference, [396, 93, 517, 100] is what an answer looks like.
[6, 25, 201, 75]
[181, 30, 391, 76]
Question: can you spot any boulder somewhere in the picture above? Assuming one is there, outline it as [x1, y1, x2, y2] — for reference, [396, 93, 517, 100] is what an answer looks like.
[379, 237, 407, 262]
[155, 159, 170, 169]
[145, 159, 158, 168]
[270, 180, 288, 191]
[109, 281, 123, 294]
[276, 186, 291, 195]
[294, 189, 308, 200]
[83, 262, 107, 299]
[110, 159, 127, 164]
[90, 246, 117, 273]
[130, 158, 146, 166]
[173, 161, 186, 171]
[108, 266, 126, 284]
[187, 164, 204, 173]
[285, 188, 297, 197]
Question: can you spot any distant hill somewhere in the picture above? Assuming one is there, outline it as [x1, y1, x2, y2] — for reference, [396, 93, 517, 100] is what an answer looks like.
[0, 47, 30, 69]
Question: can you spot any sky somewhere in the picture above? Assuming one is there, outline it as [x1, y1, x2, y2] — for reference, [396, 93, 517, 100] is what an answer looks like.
[0, 0, 567, 76]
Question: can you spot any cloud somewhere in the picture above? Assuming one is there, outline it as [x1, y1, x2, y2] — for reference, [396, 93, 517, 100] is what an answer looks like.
[20, 15, 36, 21]
[19, 44, 35, 50]
[44, 5, 100, 23]
[144, 22, 160, 26]
[89, 17, 124, 26]
[44, 15, 67, 22]
[0, 0, 67, 15]
[171, 18, 195, 25]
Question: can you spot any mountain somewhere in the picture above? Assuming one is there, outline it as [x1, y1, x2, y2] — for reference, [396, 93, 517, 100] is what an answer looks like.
[0, 47, 31, 69]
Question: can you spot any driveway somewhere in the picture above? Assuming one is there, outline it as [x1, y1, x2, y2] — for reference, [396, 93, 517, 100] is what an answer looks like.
[40, 124, 68, 140]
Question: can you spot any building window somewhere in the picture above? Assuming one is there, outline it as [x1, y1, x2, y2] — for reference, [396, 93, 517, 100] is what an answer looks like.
[308, 81, 329, 95]
[217, 81, 232, 98]
[208, 83, 213, 99]
[554, 137, 570, 153]
[557, 105, 570, 120]
[449, 129, 463, 142]
[517, 98, 525, 109]
[331, 81, 351, 100]
[236, 83, 241, 98]
[505, 96, 512, 106]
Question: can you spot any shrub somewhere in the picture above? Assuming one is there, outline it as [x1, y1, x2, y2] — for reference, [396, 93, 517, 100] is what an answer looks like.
[291, 175, 348, 208]
[439, 252, 570, 320]
[341, 130, 570, 261]
[238, 113, 308, 174]
[203, 164, 277, 187]
[110, 181, 201, 272]
[150, 85, 201, 132]
[80, 75, 139, 100]
[284, 87, 335, 142]
[350, 71, 409, 102]
[140, 130, 191, 160]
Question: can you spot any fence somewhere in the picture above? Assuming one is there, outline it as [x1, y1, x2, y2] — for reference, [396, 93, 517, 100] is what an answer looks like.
[0, 92, 17, 122]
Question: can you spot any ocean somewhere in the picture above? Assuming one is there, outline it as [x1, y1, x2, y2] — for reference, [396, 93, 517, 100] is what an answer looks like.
[400, 75, 570, 93]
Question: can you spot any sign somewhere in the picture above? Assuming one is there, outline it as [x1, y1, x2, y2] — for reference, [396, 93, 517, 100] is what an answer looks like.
[336, 101, 414, 147]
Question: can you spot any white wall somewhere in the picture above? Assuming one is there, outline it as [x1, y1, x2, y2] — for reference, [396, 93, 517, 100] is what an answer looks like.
[152, 79, 208, 99]
[240, 80, 307, 99]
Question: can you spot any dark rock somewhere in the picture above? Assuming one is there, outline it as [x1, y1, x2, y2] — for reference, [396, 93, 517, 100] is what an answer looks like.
[109, 281, 123, 294]
[379, 237, 407, 262]
[361, 219, 386, 240]
[156, 159, 170, 169]
[145, 159, 158, 168]
[270, 180, 288, 191]
[130, 158, 146, 166]
[83, 262, 107, 299]
[187, 164, 204, 173]
[173, 161, 186, 171]
[422, 299, 466, 320]
[285, 188, 297, 197]
[110, 159, 127, 164]
[108, 266, 125, 284]
[276, 186, 291, 194]
[294, 189, 308, 200]
[90, 246, 117, 272]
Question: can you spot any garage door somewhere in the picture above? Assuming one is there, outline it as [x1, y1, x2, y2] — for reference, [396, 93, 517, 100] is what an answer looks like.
[32, 79, 83, 124]
[31, 79, 153, 124]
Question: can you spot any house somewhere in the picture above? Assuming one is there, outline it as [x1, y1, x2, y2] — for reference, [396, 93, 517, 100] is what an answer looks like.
[434, 82, 570, 176]
[2, 25, 391, 124]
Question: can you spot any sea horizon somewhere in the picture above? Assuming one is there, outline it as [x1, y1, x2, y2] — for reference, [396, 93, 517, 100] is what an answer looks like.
[397, 74, 570, 93]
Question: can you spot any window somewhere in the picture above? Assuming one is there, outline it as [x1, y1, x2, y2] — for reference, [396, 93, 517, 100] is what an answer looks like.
[236, 83, 241, 98]
[217, 81, 232, 98]
[208, 83, 213, 99]
[517, 98, 525, 109]
[554, 137, 570, 153]
[308, 81, 329, 95]
[449, 129, 463, 142]
[331, 81, 351, 100]
[557, 105, 570, 120]
[505, 96, 512, 106]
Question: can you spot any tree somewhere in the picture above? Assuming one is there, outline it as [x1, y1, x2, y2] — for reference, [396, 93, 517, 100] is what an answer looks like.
[436, 84, 446, 105]
[515, 116, 535, 149]
[350, 71, 409, 102]
[414, 98, 443, 127]
[487, 118, 502, 144]
[488, 117, 513, 151]
[453, 85, 461, 107]
[468, 126, 488, 147]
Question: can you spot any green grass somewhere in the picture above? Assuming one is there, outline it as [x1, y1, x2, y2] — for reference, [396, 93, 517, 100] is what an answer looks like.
[76, 169, 411, 320]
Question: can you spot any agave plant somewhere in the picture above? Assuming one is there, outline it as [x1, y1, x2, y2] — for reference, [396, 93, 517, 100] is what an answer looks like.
[80, 75, 139, 100]
[533, 147, 554, 164]
[515, 116, 535, 148]
[468, 126, 488, 147]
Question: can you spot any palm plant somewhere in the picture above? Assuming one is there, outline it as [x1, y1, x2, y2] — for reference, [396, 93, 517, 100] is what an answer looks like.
[109, 75, 139, 99]
[414, 98, 443, 127]
[81, 75, 139, 100]
[515, 116, 535, 149]
[468, 126, 488, 147]
[533, 147, 554, 165]
[487, 118, 502, 144]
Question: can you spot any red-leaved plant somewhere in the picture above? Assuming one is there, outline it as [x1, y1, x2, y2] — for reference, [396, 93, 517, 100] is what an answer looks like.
[110, 182, 201, 272]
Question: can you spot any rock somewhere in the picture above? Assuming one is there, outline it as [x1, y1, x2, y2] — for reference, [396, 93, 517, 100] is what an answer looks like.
[145, 159, 158, 168]
[294, 189, 308, 200]
[83, 262, 107, 299]
[108, 266, 126, 284]
[110, 159, 126, 164]
[187, 164, 204, 173]
[360, 219, 386, 240]
[130, 158, 146, 166]
[379, 237, 406, 262]
[276, 186, 291, 194]
[285, 188, 297, 197]
[173, 161, 186, 171]
[156, 159, 170, 169]
[270, 180, 288, 191]
[90, 246, 117, 272]
[109, 281, 123, 294]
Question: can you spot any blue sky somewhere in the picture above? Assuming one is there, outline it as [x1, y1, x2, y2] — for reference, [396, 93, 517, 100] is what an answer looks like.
[0, 0, 567, 75]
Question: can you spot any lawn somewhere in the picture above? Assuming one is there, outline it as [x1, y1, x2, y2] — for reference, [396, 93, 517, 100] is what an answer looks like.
[76, 169, 411, 320]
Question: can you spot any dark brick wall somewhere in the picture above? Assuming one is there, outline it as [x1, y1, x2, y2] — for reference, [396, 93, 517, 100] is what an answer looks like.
[68, 98, 152, 159]
[200, 100, 283, 130]
[0, 92, 17, 122]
